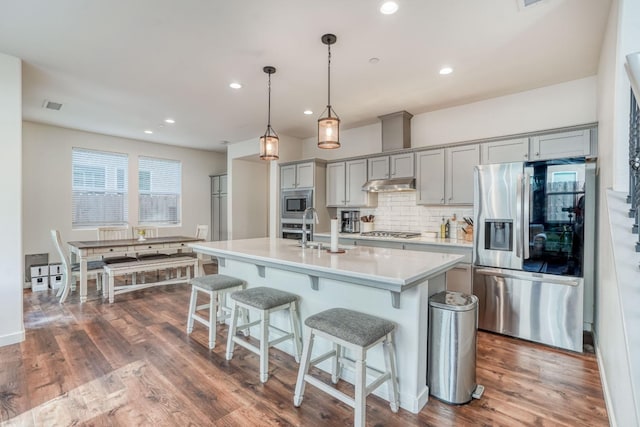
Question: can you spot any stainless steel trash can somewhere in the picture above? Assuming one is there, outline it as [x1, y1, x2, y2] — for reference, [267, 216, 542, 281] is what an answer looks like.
[428, 291, 479, 404]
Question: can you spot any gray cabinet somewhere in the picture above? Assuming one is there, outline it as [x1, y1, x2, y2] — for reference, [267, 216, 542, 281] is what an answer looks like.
[417, 145, 478, 205]
[211, 174, 228, 241]
[446, 145, 479, 205]
[416, 149, 445, 204]
[281, 161, 314, 189]
[368, 153, 414, 180]
[326, 159, 373, 207]
[481, 138, 529, 164]
[529, 129, 592, 160]
[368, 156, 390, 180]
[326, 162, 346, 207]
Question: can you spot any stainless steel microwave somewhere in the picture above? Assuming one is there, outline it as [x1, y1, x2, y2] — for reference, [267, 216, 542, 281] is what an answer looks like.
[281, 189, 312, 219]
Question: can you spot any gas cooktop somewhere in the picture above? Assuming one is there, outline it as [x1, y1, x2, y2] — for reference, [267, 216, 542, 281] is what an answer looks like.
[360, 231, 421, 239]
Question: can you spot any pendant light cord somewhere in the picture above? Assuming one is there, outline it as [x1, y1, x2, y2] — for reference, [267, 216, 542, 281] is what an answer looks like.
[267, 73, 272, 129]
[327, 43, 332, 112]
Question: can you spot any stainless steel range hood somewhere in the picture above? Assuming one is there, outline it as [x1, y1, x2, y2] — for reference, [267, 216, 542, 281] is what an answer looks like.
[362, 177, 415, 192]
[363, 111, 414, 192]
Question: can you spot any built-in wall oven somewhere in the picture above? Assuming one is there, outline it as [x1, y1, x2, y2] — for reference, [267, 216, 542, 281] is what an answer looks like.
[281, 189, 313, 219]
[281, 220, 313, 240]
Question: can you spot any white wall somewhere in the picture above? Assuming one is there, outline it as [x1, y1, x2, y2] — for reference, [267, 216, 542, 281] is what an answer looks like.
[595, 0, 640, 425]
[0, 53, 24, 346]
[301, 78, 597, 159]
[22, 121, 226, 267]
[231, 158, 269, 239]
[228, 134, 303, 239]
[302, 123, 381, 160]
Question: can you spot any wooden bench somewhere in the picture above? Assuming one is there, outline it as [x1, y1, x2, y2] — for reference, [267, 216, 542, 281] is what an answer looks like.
[103, 256, 199, 303]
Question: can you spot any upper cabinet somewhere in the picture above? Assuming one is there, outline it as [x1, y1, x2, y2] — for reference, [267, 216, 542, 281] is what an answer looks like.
[529, 129, 592, 161]
[416, 149, 445, 204]
[416, 145, 479, 205]
[281, 161, 314, 189]
[326, 159, 374, 207]
[481, 138, 529, 164]
[367, 153, 414, 180]
[211, 174, 228, 195]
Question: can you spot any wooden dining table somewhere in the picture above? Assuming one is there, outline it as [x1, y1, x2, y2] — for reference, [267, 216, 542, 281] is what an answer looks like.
[67, 236, 204, 303]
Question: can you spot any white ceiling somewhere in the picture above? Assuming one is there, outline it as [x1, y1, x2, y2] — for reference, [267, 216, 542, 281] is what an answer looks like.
[0, 0, 611, 152]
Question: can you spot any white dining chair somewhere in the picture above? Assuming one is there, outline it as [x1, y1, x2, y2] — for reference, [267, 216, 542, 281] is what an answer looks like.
[195, 224, 209, 240]
[50, 230, 105, 304]
[131, 225, 159, 239]
[97, 226, 130, 240]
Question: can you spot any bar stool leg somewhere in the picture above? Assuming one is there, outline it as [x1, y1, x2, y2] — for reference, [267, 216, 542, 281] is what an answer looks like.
[354, 348, 367, 427]
[226, 302, 239, 360]
[208, 290, 217, 349]
[384, 333, 400, 412]
[260, 310, 270, 383]
[186, 287, 198, 334]
[294, 331, 315, 407]
[331, 343, 342, 384]
[289, 302, 302, 362]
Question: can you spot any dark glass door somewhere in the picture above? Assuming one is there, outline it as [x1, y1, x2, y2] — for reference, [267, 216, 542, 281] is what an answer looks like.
[524, 158, 585, 277]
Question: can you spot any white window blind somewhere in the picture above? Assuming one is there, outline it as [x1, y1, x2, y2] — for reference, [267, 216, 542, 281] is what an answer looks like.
[72, 148, 128, 227]
[138, 156, 181, 224]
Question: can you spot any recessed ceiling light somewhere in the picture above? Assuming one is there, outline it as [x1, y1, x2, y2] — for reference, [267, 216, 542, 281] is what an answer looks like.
[144, 130, 153, 134]
[303, 110, 313, 115]
[439, 67, 453, 75]
[229, 82, 242, 89]
[369, 57, 380, 64]
[380, 1, 399, 14]
[164, 118, 175, 124]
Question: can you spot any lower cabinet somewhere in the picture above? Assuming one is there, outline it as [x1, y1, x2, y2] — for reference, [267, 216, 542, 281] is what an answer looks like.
[444, 263, 472, 295]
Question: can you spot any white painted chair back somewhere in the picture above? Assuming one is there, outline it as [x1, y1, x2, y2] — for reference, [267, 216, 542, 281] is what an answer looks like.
[132, 225, 159, 239]
[195, 224, 209, 240]
[50, 230, 73, 303]
[97, 226, 130, 240]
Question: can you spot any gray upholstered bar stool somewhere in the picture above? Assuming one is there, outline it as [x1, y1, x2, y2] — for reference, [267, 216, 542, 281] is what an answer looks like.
[186, 274, 246, 349]
[226, 287, 302, 383]
[293, 308, 399, 427]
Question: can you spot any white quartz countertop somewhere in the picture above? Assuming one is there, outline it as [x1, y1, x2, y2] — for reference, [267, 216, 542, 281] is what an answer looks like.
[190, 237, 464, 293]
[314, 232, 473, 249]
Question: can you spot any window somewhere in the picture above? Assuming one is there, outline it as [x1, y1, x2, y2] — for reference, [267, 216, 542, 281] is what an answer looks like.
[138, 156, 181, 224]
[72, 148, 128, 227]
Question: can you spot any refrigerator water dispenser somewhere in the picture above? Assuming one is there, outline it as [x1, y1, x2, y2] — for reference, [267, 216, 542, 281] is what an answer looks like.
[484, 220, 513, 251]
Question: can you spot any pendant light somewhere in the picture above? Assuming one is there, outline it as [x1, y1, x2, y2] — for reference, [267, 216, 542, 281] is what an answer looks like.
[318, 34, 340, 149]
[260, 66, 279, 160]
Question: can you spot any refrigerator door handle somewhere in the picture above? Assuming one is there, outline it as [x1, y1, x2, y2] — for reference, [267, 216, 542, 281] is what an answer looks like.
[474, 267, 581, 287]
[515, 174, 523, 258]
[523, 172, 531, 260]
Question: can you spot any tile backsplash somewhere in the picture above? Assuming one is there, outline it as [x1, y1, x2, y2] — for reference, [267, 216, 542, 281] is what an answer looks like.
[352, 192, 473, 235]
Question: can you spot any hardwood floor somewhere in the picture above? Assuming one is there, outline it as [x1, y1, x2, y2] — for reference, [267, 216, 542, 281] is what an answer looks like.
[0, 267, 609, 426]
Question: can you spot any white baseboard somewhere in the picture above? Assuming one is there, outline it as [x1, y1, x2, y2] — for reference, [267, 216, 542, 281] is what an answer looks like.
[0, 329, 25, 347]
[593, 330, 617, 427]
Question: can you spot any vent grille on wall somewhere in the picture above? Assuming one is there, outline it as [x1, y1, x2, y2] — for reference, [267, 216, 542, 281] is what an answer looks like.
[518, 0, 545, 9]
[42, 100, 63, 110]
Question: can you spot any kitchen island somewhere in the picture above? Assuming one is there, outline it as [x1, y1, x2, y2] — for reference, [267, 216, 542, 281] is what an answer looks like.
[189, 237, 465, 413]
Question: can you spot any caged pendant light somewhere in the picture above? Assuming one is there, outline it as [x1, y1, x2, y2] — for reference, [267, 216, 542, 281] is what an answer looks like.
[318, 34, 340, 149]
[260, 66, 279, 160]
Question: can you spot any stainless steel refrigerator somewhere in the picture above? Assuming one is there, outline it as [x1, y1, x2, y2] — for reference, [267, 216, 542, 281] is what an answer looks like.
[472, 158, 595, 352]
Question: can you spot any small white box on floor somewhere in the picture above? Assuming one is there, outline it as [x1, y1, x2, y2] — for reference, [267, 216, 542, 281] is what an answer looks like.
[30, 264, 48, 279]
[31, 276, 49, 292]
[50, 274, 63, 290]
[49, 263, 63, 275]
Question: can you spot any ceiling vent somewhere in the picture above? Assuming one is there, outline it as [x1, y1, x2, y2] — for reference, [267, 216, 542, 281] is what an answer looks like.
[517, 0, 545, 10]
[42, 100, 63, 111]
